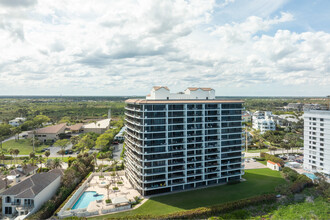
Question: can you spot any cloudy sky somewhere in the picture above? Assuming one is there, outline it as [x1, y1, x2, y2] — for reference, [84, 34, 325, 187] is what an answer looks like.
[0, 0, 329, 96]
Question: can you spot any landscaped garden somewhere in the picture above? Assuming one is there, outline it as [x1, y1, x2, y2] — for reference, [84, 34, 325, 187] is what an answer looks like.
[92, 168, 285, 219]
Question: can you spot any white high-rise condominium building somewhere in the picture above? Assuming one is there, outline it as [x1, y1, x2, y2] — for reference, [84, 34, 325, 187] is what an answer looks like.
[303, 110, 330, 175]
[124, 86, 244, 196]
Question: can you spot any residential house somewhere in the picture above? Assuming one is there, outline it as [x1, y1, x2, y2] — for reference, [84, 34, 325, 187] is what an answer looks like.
[9, 118, 26, 127]
[0, 169, 64, 218]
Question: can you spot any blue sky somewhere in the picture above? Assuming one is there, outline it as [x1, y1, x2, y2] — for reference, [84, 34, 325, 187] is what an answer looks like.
[0, 0, 329, 96]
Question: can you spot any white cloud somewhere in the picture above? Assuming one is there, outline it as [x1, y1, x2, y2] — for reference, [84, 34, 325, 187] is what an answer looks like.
[0, 0, 329, 96]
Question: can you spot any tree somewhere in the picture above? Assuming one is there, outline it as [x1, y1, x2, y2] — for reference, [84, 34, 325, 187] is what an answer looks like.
[37, 156, 45, 171]
[29, 152, 36, 159]
[93, 152, 98, 169]
[8, 148, 15, 165]
[76, 135, 94, 151]
[54, 139, 69, 161]
[21, 159, 29, 169]
[13, 149, 19, 164]
[33, 115, 50, 126]
[280, 142, 286, 154]
[0, 152, 5, 164]
[52, 158, 63, 169]
[106, 184, 111, 200]
[70, 136, 80, 146]
[11, 127, 21, 141]
[44, 150, 50, 159]
[253, 130, 265, 152]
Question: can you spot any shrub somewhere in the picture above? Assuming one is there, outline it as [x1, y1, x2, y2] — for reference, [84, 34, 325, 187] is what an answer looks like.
[106, 199, 112, 203]
[113, 187, 119, 190]
[117, 181, 123, 184]
[260, 152, 284, 166]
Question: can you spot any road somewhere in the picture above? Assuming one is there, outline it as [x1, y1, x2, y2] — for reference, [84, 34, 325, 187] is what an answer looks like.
[245, 149, 303, 158]
[113, 143, 123, 160]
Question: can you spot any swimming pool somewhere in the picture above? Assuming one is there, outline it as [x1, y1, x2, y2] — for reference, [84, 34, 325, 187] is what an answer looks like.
[303, 173, 318, 180]
[72, 191, 104, 210]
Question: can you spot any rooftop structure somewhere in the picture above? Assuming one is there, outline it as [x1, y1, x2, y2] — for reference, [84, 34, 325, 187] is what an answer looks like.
[82, 119, 111, 134]
[146, 86, 215, 100]
[125, 86, 244, 196]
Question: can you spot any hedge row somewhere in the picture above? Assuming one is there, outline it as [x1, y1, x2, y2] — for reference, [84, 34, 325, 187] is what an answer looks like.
[108, 194, 276, 219]
[260, 152, 284, 166]
[282, 167, 313, 193]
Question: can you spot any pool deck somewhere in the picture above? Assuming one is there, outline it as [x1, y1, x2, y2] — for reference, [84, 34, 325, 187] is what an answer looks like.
[84, 174, 140, 212]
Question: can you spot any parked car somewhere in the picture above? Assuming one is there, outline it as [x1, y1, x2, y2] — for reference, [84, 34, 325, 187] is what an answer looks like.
[113, 141, 119, 145]
[41, 148, 50, 152]
[65, 150, 73, 155]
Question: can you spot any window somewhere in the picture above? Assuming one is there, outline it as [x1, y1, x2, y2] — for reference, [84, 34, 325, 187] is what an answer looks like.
[320, 123, 324, 126]
[320, 153, 324, 156]
[320, 138, 324, 141]
[5, 196, 11, 203]
[320, 158, 324, 161]
[5, 207, 12, 215]
[320, 163, 323, 166]
[320, 118, 324, 121]
[320, 128, 324, 131]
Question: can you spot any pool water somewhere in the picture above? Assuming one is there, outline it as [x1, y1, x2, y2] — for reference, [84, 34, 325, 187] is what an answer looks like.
[303, 173, 318, 180]
[72, 191, 104, 209]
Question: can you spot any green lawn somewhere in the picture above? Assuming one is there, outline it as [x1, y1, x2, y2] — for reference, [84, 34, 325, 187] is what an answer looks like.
[2, 139, 47, 155]
[247, 148, 269, 153]
[258, 160, 268, 165]
[93, 169, 285, 219]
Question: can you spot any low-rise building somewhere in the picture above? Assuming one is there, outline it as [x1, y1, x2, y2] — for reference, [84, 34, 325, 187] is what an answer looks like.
[0, 169, 64, 218]
[9, 118, 26, 127]
[114, 126, 126, 142]
[267, 160, 281, 171]
[82, 119, 110, 134]
[252, 111, 276, 133]
[27, 123, 66, 143]
[67, 123, 84, 133]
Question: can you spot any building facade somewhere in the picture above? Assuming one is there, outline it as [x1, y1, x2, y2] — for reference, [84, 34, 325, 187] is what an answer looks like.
[303, 110, 330, 175]
[252, 111, 276, 134]
[0, 169, 63, 218]
[125, 87, 244, 196]
[9, 117, 26, 127]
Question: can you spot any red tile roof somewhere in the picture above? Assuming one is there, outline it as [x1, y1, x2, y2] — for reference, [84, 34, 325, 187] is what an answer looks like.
[33, 123, 66, 134]
[153, 86, 169, 91]
[267, 160, 281, 167]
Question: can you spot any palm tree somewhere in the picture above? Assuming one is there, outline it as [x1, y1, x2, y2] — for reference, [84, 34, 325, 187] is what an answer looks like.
[44, 150, 50, 159]
[29, 157, 36, 166]
[106, 184, 111, 200]
[13, 149, 19, 164]
[53, 158, 63, 169]
[2, 170, 9, 188]
[29, 152, 35, 159]
[0, 152, 5, 165]
[21, 159, 29, 169]
[37, 156, 45, 171]
[8, 148, 14, 165]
